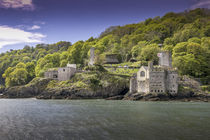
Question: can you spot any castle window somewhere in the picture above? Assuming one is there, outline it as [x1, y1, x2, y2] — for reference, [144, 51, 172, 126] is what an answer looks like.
[151, 90, 153, 92]
[158, 90, 160, 92]
[161, 90, 163, 92]
[155, 90, 156, 92]
[63, 69, 65, 72]
[140, 71, 145, 77]
[173, 76, 175, 78]
[53, 74, 58, 78]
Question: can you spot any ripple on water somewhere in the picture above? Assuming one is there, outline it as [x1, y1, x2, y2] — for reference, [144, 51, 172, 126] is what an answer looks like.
[0, 99, 210, 140]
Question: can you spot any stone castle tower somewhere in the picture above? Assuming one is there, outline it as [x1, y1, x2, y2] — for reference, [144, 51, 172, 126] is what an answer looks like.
[158, 51, 172, 67]
[130, 51, 178, 95]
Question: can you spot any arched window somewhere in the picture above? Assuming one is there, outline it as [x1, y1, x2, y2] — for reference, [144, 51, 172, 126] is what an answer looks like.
[140, 71, 145, 77]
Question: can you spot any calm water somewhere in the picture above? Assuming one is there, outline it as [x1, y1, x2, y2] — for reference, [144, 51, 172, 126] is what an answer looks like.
[0, 99, 210, 140]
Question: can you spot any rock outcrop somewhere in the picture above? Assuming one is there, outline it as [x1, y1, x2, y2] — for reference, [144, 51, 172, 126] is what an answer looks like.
[0, 74, 209, 102]
[123, 76, 210, 102]
[1, 72, 130, 99]
[0, 78, 52, 98]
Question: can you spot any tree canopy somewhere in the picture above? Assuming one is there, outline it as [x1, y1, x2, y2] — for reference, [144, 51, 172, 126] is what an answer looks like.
[0, 8, 210, 87]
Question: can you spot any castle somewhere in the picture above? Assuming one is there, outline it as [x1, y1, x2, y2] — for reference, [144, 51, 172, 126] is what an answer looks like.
[130, 51, 178, 95]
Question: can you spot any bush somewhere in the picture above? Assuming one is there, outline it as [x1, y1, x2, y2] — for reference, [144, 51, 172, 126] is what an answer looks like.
[201, 85, 210, 93]
[84, 65, 107, 72]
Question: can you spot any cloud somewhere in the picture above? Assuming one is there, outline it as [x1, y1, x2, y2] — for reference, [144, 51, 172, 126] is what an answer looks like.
[34, 21, 46, 25]
[0, 25, 46, 49]
[0, 0, 34, 10]
[16, 24, 42, 30]
[28, 25, 41, 30]
[191, 0, 210, 9]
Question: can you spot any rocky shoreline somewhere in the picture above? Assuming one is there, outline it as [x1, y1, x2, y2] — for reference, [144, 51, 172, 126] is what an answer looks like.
[0, 73, 209, 102]
[0, 85, 209, 102]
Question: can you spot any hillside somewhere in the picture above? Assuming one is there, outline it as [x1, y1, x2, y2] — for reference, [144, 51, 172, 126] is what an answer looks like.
[0, 8, 210, 88]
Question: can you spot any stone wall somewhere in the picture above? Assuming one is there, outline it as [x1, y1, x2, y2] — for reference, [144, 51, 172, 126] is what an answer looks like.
[149, 70, 167, 93]
[58, 67, 76, 81]
[129, 74, 137, 93]
[167, 71, 179, 95]
[137, 80, 150, 93]
[44, 71, 58, 79]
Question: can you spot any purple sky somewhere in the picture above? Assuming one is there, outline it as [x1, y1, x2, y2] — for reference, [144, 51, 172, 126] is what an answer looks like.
[0, 0, 209, 52]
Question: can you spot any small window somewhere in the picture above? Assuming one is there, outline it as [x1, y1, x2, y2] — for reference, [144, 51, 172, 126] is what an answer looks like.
[161, 90, 163, 92]
[63, 69, 65, 72]
[151, 90, 153, 92]
[155, 90, 156, 92]
[158, 90, 160, 92]
[173, 76, 175, 78]
[53, 74, 58, 78]
[140, 71, 145, 77]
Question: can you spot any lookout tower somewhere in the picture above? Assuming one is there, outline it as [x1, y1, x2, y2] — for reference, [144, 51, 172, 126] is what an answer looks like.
[157, 51, 172, 68]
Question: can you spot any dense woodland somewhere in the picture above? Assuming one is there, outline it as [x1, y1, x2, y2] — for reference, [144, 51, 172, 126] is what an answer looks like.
[0, 8, 210, 87]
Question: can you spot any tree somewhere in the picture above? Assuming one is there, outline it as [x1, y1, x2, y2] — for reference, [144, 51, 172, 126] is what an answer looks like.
[172, 39, 209, 77]
[26, 62, 36, 82]
[139, 44, 160, 63]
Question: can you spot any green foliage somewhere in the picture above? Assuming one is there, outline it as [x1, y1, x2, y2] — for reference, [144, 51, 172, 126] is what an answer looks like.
[35, 53, 61, 77]
[47, 71, 129, 91]
[0, 8, 210, 87]
[0, 41, 72, 84]
[173, 38, 209, 77]
[201, 85, 210, 93]
[139, 44, 160, 62]
[3, 63, 29, 87]
[84, 65, 107, 72]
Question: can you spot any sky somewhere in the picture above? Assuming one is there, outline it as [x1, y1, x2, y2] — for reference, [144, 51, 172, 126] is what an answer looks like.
[0, 0, 209, 52]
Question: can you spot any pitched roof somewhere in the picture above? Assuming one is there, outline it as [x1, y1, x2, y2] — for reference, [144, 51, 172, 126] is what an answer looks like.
[141, 66, 148, 71]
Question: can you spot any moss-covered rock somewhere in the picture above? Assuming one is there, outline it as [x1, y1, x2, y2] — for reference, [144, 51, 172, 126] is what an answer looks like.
[1, 78, 52, 98]
[37, 72, 130, 99]
[1, 71, 130, 99]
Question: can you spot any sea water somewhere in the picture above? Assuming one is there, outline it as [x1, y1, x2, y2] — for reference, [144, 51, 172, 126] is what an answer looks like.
[0, 99, 210, 140]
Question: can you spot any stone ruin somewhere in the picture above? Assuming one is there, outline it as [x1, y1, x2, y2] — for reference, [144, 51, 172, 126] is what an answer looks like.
[45, 64, 77, 81]
[89, 47, 95, 66]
